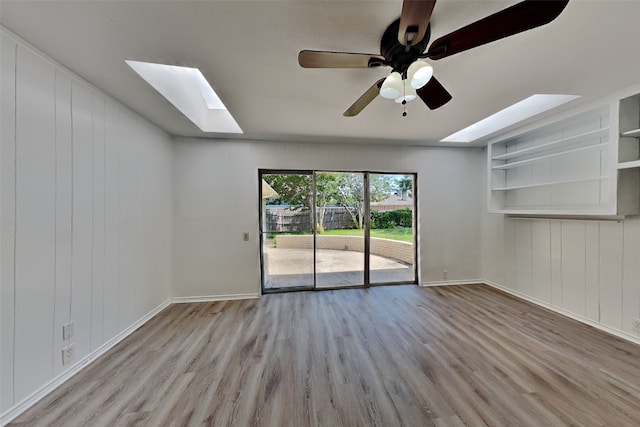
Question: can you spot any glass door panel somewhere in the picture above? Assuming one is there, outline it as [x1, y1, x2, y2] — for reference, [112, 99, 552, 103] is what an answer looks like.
[314, 172, 365, 288]
[369, 174, 416, 284]
[260, 172, 315, 292]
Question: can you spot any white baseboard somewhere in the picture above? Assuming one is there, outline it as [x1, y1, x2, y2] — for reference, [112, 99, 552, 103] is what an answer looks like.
[171, 293, 260, 303]
[421, 279, 483, 287]
[1, 298, 172, 426]
[483, 280, 640, 346]
[419, 278, 640, 346]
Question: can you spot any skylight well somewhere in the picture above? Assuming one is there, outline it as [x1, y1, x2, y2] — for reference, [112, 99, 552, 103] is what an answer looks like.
[125, 60, 242, 134]
[441, 94, 580, 143]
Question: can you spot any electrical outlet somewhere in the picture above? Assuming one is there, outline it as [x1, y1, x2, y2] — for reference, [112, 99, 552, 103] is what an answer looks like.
[62, 344, 74, 366]
[443, 270, 448, 281]
[242, 232, 249, 242]
[63, 322, 74, 341]
[632, 318, 640, 334]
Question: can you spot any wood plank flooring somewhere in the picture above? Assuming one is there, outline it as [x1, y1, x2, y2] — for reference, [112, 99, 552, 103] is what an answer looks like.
[10, 284, 640, 426]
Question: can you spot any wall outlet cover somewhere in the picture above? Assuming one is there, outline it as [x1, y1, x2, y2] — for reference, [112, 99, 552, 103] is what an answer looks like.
[63, 322, 74, 340]
[62, 344, 74, 366]
[632, 318, 640, 333]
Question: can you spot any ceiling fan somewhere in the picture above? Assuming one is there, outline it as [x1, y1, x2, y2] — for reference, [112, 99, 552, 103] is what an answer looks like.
[298, 0, 569, 117]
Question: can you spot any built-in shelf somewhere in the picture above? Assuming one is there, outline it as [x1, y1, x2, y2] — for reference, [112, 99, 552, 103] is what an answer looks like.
[488, 90, 639, 216]
[621, 128, 640, 138]
[618, 93, 640, 174]
[492, 176, 606, 192]
[492, 143, 608, 170]
[618, 160, 640, 170]
[491, 127, 609, 161]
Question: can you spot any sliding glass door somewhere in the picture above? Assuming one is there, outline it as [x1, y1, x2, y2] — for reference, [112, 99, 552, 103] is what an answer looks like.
[260, 170, 417, 293]
[369, 174, 416, 284]
[315, 172, 365, 288]
[260, 172, 315, 291]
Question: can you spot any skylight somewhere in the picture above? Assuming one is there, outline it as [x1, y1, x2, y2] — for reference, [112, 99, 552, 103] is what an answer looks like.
[125, 60, 242, 133]
[441, 94, 580, 143]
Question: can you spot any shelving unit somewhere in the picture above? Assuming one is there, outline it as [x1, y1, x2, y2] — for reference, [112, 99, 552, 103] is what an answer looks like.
[621, 128, 640, 138]
[618, 93, 640, 171]
[491, 128, 609, 161]
[491, 143, 608, 170]
[487, 91, 640, 216]
[492, 176, 607, 192]
[619, 160, 640, 170]
[615, 93, 640, 217]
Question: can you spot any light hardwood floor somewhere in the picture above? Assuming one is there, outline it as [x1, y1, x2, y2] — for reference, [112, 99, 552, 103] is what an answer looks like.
[10, 285, 640, 426]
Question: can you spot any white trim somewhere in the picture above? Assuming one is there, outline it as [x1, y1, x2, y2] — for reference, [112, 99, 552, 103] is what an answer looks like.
[421, 279, 640, 346]
[1, 299, 172, 426]
[483, 280, 640, 346]
[171, 293, 260, 303]
[421, 279, 483, 287]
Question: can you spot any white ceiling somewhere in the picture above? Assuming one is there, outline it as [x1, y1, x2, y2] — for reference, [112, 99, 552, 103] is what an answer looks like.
[2, 0, 640, 146]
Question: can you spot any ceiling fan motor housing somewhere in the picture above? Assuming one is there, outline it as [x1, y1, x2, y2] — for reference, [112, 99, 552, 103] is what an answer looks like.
[381, 18, 430, 75]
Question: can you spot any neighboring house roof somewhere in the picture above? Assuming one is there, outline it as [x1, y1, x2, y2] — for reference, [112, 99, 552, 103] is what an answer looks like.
[262, 180, 279, 199]
[372, 194, 413, 206]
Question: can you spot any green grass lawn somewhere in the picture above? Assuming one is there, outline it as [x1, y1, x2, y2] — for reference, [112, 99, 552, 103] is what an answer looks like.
[320, 228, 413, 243]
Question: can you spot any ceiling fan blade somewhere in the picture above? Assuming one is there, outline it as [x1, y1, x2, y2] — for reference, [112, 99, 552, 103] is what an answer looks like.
[299, 50, 386, 68]
[398, 0, 437, 47]
[416, 76, 452, 110]
[427, 0, 569, 60]
[343, 79, 385, 117]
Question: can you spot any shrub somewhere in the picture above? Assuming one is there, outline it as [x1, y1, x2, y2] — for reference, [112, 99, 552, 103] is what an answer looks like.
[370, 208, 412, 229]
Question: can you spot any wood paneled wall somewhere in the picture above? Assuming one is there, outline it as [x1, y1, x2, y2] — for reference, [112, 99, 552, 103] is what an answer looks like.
[482, 212, 640, 338]
[0, 31, 173, 413]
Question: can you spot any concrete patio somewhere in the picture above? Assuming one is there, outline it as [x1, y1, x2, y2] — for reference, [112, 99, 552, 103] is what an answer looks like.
[263, 245, 415, 289]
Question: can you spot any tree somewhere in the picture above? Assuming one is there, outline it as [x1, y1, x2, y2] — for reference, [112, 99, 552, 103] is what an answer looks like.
[333, 174, 393, 229]
[263, 174, 314, 231]
[314, 173, 340, 232]
[396, 176, 413, 201]
[264, 174, 312, 209]
[264, 173, 394, 231]
[264, 173, 340, 232]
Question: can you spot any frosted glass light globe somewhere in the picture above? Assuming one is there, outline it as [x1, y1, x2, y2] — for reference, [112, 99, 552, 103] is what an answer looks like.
[407, 61, 433, 89]
[395, 85, 417, 103]
[380, 72, 402, 99]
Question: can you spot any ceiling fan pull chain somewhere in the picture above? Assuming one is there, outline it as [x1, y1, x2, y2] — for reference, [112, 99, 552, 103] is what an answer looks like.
[402, 80, 408, 117]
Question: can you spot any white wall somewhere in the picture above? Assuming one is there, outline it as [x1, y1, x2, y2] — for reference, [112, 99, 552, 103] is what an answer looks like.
[0, 30, 173, 414]
[482, 172, 640, 339]
[172, 139, 484, 297]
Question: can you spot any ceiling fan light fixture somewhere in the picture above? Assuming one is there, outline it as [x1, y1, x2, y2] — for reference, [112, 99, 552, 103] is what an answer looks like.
[407, 60, 433, 89]
[395, 94, 417, 104]
[380, 71, 403, 99]
[394, 85, 417, 104]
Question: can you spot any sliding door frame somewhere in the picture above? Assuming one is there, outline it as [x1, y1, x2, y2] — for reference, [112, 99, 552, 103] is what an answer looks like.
[259, 169, 317, 293]
[368, 171, 419, 287]
[259, 169, 418, 294]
